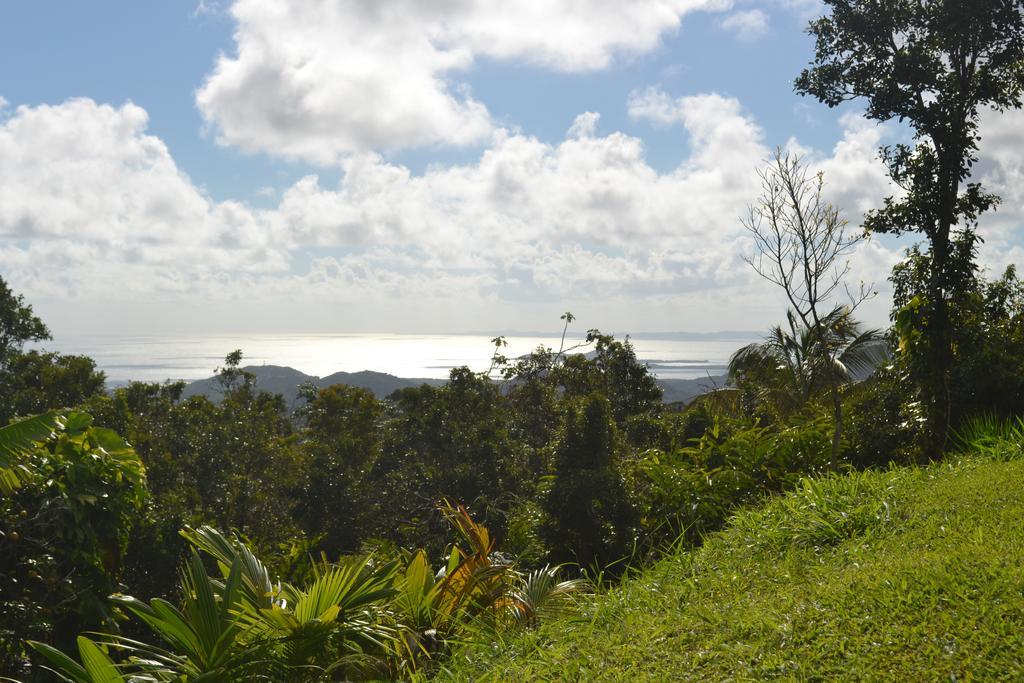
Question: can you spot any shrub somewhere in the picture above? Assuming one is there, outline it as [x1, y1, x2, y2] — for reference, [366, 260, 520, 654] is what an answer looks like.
[0, 412, 147, 676]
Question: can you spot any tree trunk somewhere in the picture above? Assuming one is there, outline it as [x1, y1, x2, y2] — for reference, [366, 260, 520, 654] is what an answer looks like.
[829, 379, 843, 468]
[924, 163, 957, 460]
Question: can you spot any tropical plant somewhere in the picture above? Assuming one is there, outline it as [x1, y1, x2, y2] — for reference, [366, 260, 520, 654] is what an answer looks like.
[729, 306, 886, 462]
[30, 525, 400, 682]
[388, 501, 582, 676]
[389, 500, 516, 671]
[628, 412, 837, 549]
[739, 150, 873, 462]
[1, 412, 147, 677]
[25, 506, 583, 682]
[892, 241, 1024, 441]
[506, 566, 584, 630]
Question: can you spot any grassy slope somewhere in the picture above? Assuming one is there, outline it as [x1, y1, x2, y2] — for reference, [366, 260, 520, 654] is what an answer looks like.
[443, 455, 1024, 681]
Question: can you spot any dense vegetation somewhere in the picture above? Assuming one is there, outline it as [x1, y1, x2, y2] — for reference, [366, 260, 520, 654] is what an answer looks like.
[2, 2, 1024, 680]
[440, 421, 1024, 680]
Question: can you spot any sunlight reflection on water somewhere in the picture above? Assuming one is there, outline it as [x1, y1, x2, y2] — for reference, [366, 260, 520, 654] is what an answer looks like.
[34, 333, 748, 383]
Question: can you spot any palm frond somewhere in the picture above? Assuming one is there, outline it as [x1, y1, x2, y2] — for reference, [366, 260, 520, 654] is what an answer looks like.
[0, 411, 63, 493]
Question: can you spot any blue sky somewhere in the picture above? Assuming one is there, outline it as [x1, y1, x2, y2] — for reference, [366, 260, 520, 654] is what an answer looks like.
[2, 1, 838, 196]
[1, 1, 1021, 336]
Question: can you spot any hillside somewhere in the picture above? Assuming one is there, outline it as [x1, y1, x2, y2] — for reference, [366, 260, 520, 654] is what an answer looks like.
[179, 365, 448, 406]
[179, 365, 725, 407]
[442, 450, 1024, 681]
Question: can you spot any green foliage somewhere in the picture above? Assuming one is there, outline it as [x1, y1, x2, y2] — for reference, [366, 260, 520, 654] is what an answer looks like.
[296, 383, 382, 555]
[954, 414, 1024, 461]
[389, 501, 583, 676]
[372, 367, 527, 552]
[796, 0, 1024, 452]
[843, 362, 924, 467]
[552, 332, 663, 426]
[0, 412, 147, 676]
[84, 353, 307, 596]
[731, 471, 892, 551]
[29, 506, 583, 682]
[442, 448, 1024, 681]
[629, 413, 836, 548]
[0, 351, 107, 425]
[30, 525, 397, 682]
[891, 239, 1024, 439]
[729, 307, 885, 423]
[0, 410, 62, 494]
[0, 275, 50, 365]
[541, 394, 636, 572]
[0, 276, 106, 426]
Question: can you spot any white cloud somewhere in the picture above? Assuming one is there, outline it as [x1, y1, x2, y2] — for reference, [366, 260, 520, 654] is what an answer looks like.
[11, 94, 1024, 335]
[193, 0, 225, 16]
[567, 112, 601, 139]
[272, 92, 768, 282]
[2, 94, 773, 326]
[802, 112, 894, 217]
[627, 86, 688, 126]
[974, 107, 1024, 276]
[0, 98, 287, 300]
[196, 0, 732, 163]
[719, 9, 770, 40]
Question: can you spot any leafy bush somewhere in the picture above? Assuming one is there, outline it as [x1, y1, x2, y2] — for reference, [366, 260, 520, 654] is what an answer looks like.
[28, 504, 583, 682]
[629, 414, 835, 548]
[843, 362, 924, 467]
[0, 412, 147, 676]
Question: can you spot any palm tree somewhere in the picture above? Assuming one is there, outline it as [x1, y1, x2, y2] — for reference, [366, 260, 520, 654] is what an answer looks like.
[729, 306, 887, 462]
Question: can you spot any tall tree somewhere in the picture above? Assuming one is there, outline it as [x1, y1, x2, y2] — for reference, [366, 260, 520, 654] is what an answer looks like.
[795, 0, 1024, 453]
[541, 394, 635, 572]
[740, 149, 876, 463]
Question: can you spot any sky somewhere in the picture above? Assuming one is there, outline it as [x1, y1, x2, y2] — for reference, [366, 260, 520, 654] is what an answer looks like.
[1, 0, 1022, 337]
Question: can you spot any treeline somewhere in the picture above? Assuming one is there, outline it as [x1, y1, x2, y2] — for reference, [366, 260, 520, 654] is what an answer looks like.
[4, 249, 1024, 679]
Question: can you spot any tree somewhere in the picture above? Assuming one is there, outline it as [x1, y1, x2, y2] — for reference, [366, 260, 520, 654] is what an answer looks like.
[372, 367, 527, 553]
[795, 0, 1024, 453]
[0, 276, 106, 424]
[297, 383, 382, 555]
[0, 351, 106, 424]
[741, 149, 876, 462]
[0, 275, 50, 366]
[541, 394, 635, 572]
[892, 234, 1024, 428]
[729, 307, 886, 430]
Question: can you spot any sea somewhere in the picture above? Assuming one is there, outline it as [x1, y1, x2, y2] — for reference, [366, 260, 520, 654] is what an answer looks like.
[35, 332, 757, 385]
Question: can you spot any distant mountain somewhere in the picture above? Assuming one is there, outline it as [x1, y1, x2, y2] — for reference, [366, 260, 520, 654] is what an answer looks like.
[179, 364, 724, 408]
[318, 370, 447, 398]
[658, 375, 729, 404]
[180, 365, 447, 408]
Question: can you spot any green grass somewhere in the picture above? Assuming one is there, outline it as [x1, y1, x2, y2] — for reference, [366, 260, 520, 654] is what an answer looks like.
[441, 453, 1024, 681]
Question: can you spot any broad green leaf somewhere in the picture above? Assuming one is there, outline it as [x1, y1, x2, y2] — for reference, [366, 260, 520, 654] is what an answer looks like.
[77, 637, 124, 683]
[0, 411, 62, 493]
[27, 640, 90, 683]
